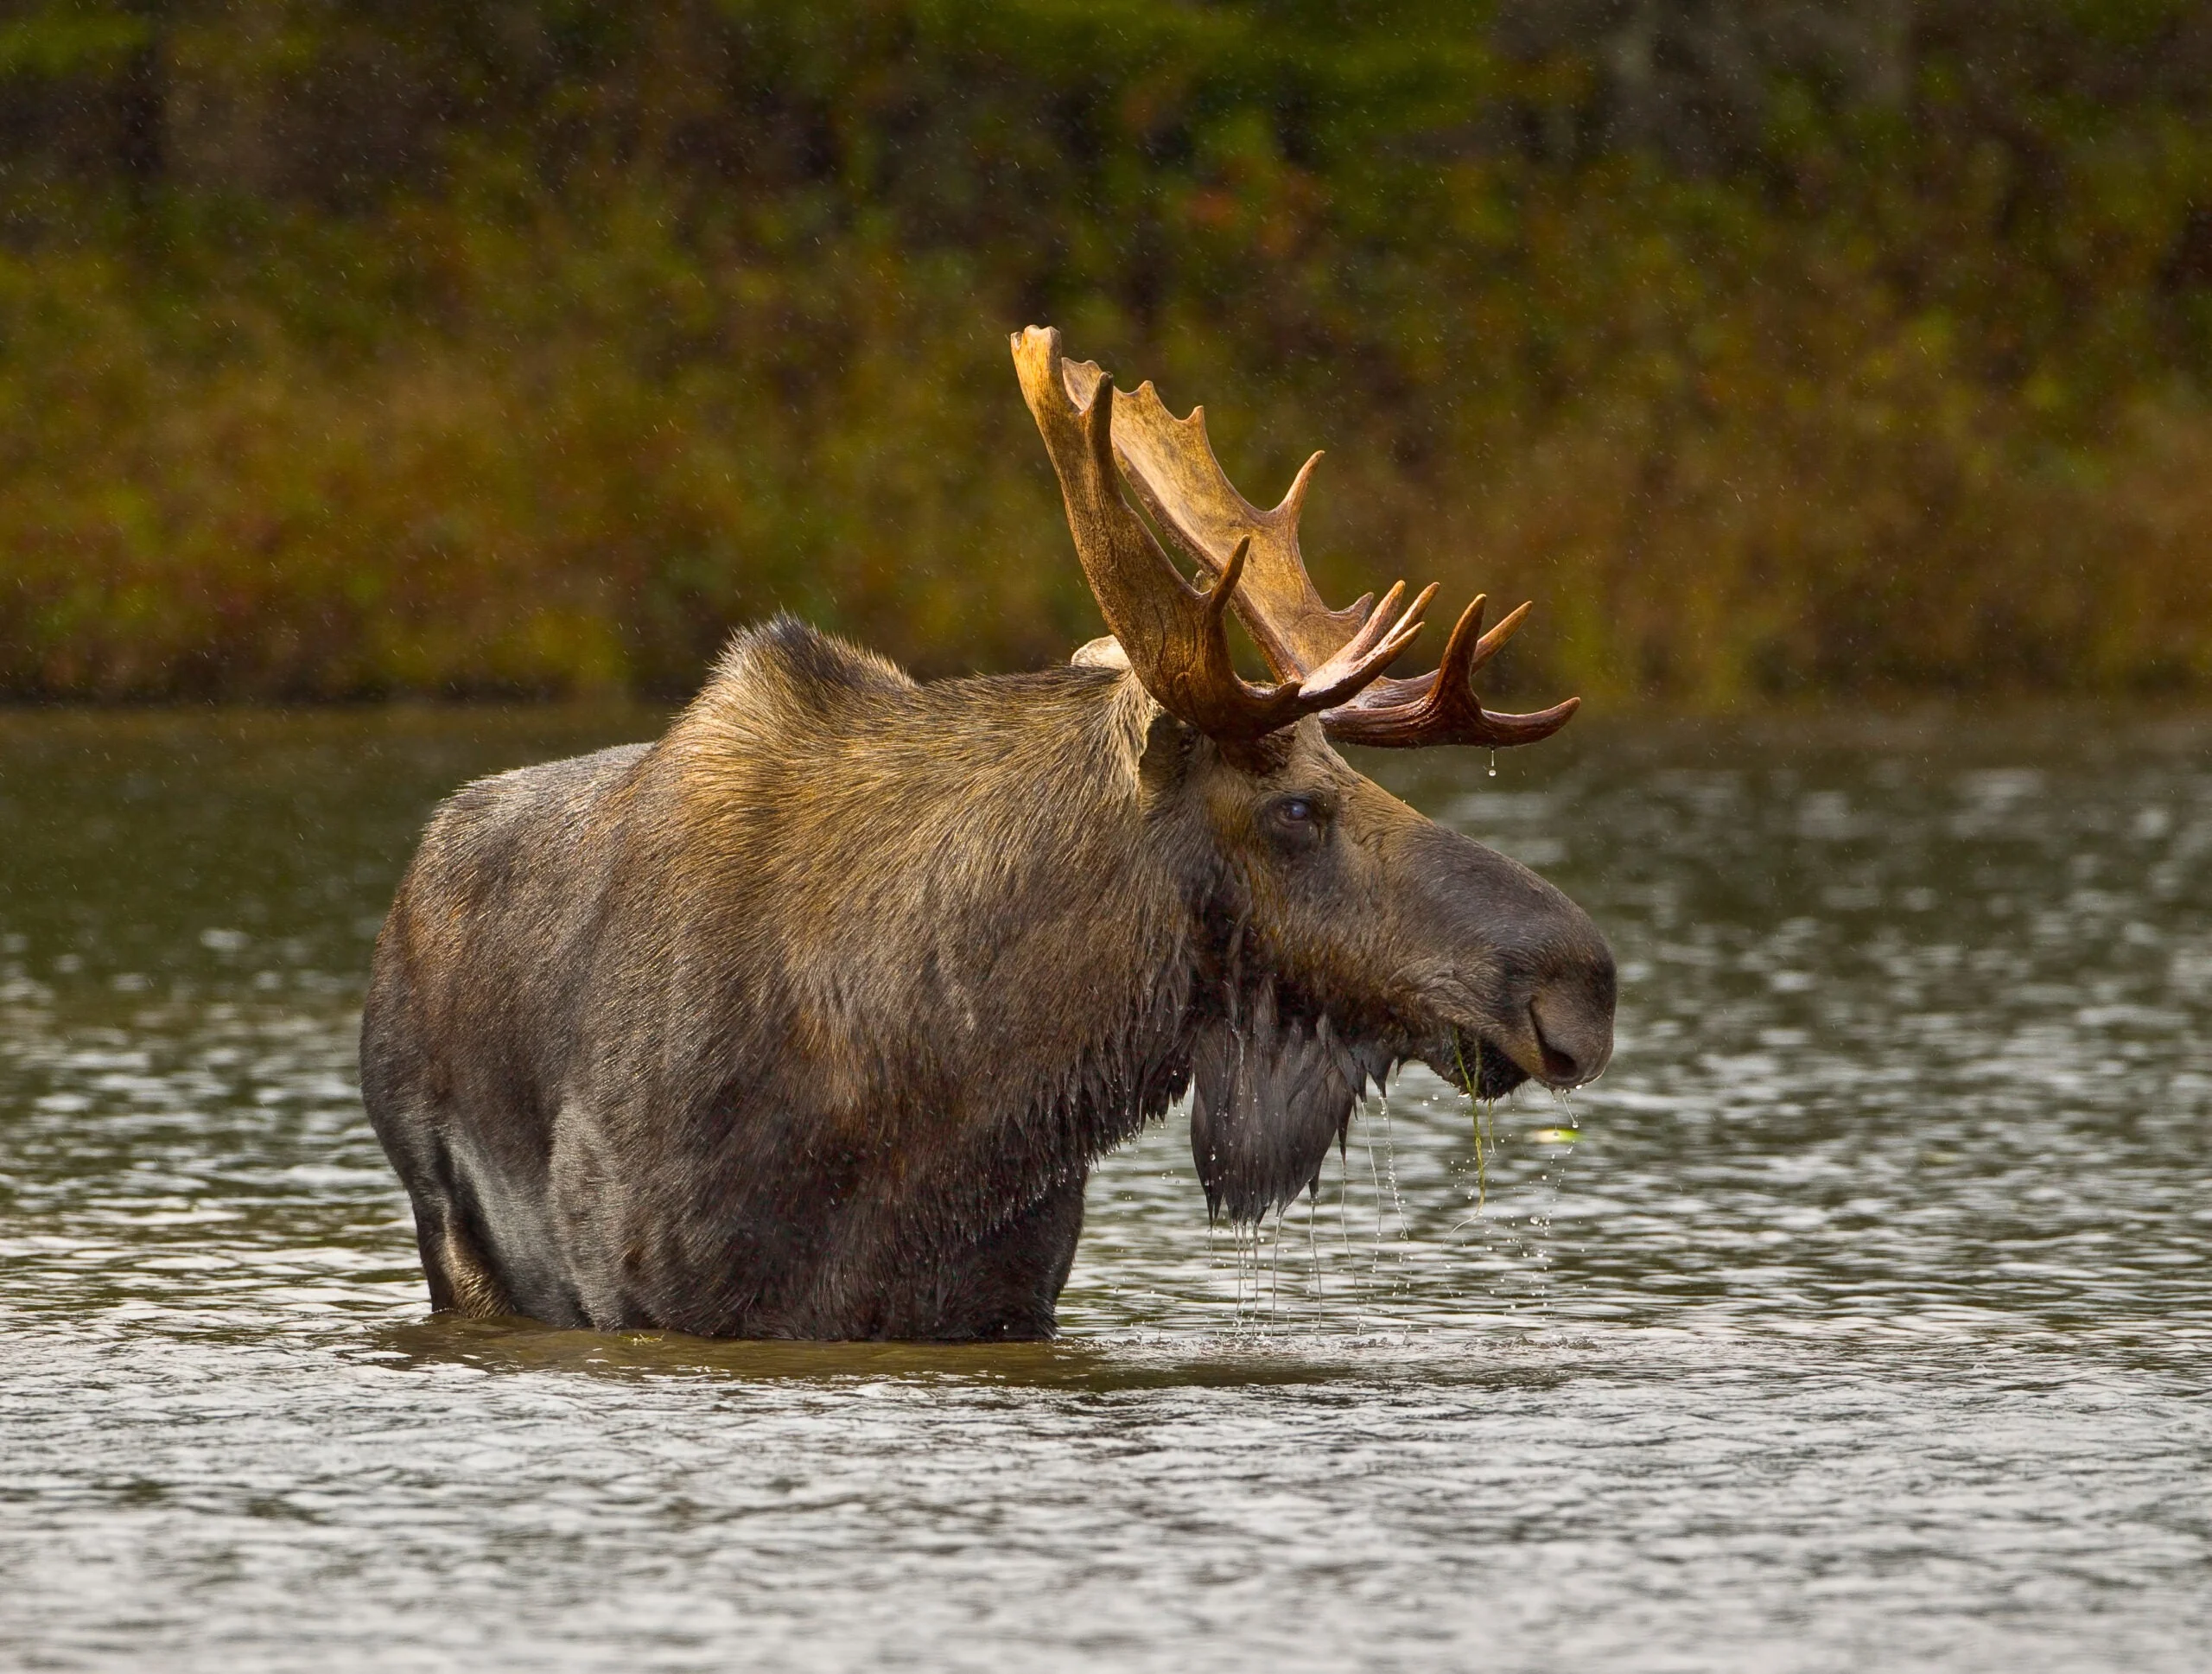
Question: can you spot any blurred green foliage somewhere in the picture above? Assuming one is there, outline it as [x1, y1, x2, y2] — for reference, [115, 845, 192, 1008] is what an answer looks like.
[2, 0, 2209, 702]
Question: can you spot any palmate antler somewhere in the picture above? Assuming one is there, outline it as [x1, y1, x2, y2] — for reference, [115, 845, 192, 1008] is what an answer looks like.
[1012, 327, 1426, 740]
[1012, 326, 1579, 750]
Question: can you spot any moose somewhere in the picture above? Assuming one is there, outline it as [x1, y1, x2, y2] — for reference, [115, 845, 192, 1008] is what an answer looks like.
[359, 328, 1615, 1340]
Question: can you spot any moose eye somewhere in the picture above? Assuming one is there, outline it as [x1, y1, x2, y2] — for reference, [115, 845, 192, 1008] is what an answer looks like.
[1265, 795, 1327, 847]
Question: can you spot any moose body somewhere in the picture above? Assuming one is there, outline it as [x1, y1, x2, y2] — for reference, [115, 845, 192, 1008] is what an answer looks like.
[365, 640, 1195, 1337]
[361, 329, 1615, 1340]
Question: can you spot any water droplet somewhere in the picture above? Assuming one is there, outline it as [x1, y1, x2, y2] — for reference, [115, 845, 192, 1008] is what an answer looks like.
[1486, 749, 1498, 778]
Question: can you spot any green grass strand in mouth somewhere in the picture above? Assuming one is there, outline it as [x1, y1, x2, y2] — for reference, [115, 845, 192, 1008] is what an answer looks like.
[1452, 1027, 1495, 1215]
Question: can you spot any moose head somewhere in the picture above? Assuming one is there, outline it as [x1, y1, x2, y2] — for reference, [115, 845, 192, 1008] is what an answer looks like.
[1012, 327, 1613, 1224]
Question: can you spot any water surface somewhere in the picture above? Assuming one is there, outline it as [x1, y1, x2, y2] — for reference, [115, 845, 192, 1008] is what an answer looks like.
[3, 706, 2208, 1671]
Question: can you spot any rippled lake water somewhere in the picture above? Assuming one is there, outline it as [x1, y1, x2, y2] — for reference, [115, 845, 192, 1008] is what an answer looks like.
[3, 706, 2208, 1671]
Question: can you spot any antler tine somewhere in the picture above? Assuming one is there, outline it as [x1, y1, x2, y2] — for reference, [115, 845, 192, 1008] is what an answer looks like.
[1321, 590, 1581, 750]
[1013, 326, 1420, 742]
[1299, 580, 1435, 708]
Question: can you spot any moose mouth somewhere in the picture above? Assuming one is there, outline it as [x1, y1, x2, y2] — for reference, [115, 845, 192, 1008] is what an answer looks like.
[1406, 971, 1613, 1097]
[1413, 988, 1612, 1098]
[1416, 1029, 1536, 1101]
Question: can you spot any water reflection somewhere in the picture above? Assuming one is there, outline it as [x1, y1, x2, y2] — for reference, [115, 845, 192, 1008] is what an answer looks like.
[361, 1319, 1443, 1391]
[3, 707, 2209, 1670]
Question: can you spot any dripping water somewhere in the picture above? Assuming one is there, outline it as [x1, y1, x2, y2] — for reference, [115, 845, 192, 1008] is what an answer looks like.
[1305, 1180, 1322, 1317]
[1361, 1097, 1388, 1275]
[1274, 1213, 1291, 1332]
[1376, 1092, 1409, 1251]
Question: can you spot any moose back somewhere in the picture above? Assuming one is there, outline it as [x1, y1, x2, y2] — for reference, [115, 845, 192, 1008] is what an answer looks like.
[359, 328, 1615, 1340]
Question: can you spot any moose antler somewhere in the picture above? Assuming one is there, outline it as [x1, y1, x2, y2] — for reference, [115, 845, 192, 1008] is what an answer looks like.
[1012, 326, 1425, 741]
[1025, 330, 1580, 753]
[1052, 356, 1370, 683]
[1321, 595, 1580, 749]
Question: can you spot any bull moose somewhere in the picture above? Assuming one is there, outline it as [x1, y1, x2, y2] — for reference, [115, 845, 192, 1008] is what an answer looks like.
[359, 327, 1615, 1340]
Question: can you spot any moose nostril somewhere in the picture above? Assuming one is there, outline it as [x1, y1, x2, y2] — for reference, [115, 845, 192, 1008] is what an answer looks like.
[1531, 1014, 1582, 1083]
[1529, 989, 1613, 1087]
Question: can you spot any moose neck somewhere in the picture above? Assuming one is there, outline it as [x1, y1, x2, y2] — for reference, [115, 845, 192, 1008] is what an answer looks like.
[665, 640, 1217, 1189]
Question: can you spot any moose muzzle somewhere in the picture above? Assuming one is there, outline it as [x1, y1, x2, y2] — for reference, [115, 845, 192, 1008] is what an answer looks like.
[1401, 823, 1616, 1096]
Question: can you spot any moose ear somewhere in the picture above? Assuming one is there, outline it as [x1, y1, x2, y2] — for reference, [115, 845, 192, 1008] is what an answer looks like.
[1134, 707, 1194, 802]
[1189, 985, 1388, 1224]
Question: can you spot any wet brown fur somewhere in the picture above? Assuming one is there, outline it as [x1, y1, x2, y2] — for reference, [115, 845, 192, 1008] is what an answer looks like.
[361, 616, 1613, 1339]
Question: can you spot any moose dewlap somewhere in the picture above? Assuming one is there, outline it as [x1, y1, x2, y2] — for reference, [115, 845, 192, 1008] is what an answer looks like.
[359, 327, 1616, 1341]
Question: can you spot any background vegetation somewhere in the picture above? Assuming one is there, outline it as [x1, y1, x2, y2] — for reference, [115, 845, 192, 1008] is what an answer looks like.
[3, 0, 2209, 703]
